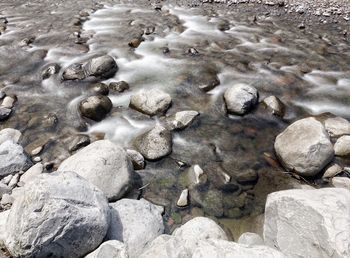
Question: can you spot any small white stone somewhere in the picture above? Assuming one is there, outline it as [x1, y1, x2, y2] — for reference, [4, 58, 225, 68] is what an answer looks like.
[222, 172, 231, 183]
[1, 96, 15, 109]
[31, 146, 43, 156]
[177, 189, 189, 207]
[33, 156, 42, 162]
[193, 165, 204, 184]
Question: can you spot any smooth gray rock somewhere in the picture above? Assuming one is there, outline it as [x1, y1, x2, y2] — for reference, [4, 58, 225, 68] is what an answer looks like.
[334, 135, 350, 156]
[0, 140, 32, 177]
[107, 199, 164, 258]
[263, 96, 285, 117]
[224, 83, 258, 115]
[126, 149, 145, 170]
[79, 95, 113, 121]
[167, 110, 199, 130]
[85, 240, 128, 258]
[192, 239, 286, 258]
[133, 125, 172, 160]
[274, 117, 334, 176]
[325, 116, 350, 137]
[238, 232, 264, 246]
[264, 188, 350, 258]
[4, 171, 110, 258]
[84, 55, 118, 79]
[130, 89, 171, 116]
[0, 128, 21, 144]
[58, 140, 133, 201]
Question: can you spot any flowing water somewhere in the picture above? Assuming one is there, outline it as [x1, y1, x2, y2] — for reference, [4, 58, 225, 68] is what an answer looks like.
[1, 0, 350, 238]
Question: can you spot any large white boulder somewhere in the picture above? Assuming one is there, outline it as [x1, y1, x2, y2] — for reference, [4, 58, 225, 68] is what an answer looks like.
[107, 199, 164, 258]
[192, 239, 286, 258]
[264, 188, 350, 258]
[274, 117, 334, 176]
[130, 89, 172, 116]
[58, 140, 133, 201]
[4, 171, 110, 258]
[85, 240, 128, 258]
[224, 83, 258, 115]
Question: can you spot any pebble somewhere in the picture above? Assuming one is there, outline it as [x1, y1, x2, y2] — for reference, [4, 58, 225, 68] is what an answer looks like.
[31, 146, 43, 156]
[323, 164, 343, 179]
[33, 156, 42, 162]
[177, 189, 189, 207]
[1, 95, 16, 109]
[109, 81, 130, 92]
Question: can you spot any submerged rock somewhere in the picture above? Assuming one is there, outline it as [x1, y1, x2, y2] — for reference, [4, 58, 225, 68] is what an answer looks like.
[109, 81, 130, 92]
[130, 89, 171, 116]
[274, 117, 334, 176]
[262, 96, 285, 117]
[42, 63, 60, 79]
[107, 199, 164, 258]
[58, 140, 133, 201]
[177, 189, 189, 207]
[224, 83, 258, 115]
[4, 171, 110, 258]
[166, 110, 199, 130]
[62, 63, 86, 80]
[133, 125, 172, 160]
[79, 95, 113, 121]
[85, 240, 128, 258]
[0, 141, 32, 177]
[264, 188, 350, 258]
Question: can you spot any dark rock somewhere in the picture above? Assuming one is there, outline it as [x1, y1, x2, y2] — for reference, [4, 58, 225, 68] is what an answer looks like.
[42, 63, 60, 79]
[129, 38, 143, 48]
[68, 135, 91, 152]
[93, 83, 109, 95]
[0, 107, 11, 121]
[236, 169, 259, 185]
[79, 95, 113, 121]
[62, 63, 86, 80]
[84, 55, 118, 79]
[109, 81, 130, 93]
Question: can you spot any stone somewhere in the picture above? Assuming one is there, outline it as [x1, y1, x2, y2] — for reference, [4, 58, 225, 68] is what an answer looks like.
[224, 83, 258, 115]
[0, 107, 11, 121]
[0, 210, 10, 244]
[133, 125, 172, 160]
[129, 38, 143, 48]
[188, 165, 205, 185]
[4, 171, 110, 258]
[85, 240, 128, 258]
[0, 128, 21, 144]
[263, 96, 285, 117]
[192, 239, 286, 258]
[325, 116, 350, 137]
[8, 173, 19, 188]
[0, 140, 32, 177]
[62, 63, 86, 80]
[198, 75, 220, 92]
[41, 63, 60, 79]
[167, 110, 199, 130]
[0, 193, 14, 206]
[177, 189, 189, 207]
[0, 182, 11, 198]
[130, 89, 172, 116]
[236, 169, 259, 185]
[332, 177, 350, 190]
[68, 134, 91, 152]
[1, 96, 16, 109]
[58, 140, 133, 201]
[107, 199, 164, 258]
[264, 188, 350, 258]
[126, 149, 145, 170]
[84, 55, 118, 79]
[274, 117, 334, 176]
[92, 83, 109, 96]
[109, 81, 130, 92]
[334, 135, 350, 156]
[323, 163, 343, 179]
[31, 146, 43, 156]
[1, 174, 12, 185]
[79, 95, 113, 121]
[20, 163, 43, 184]
[238, 232, 264, 246]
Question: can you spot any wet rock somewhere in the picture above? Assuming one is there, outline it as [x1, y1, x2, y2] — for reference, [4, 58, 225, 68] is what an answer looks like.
[324, 116, 350, 137]
[4, 171, 110, 258]
[130, 89, 172, 116]
[0, 141, 32, 177]
[332, 177, 350, 190]
[264, 188, 350, 258]
[84, 55, 118, 79]
[224, 83, 259, 115]
[128, 38, 143, 48]
[68, 134, 91, 152]
[126, 149, 145, 170]
[62, 63, 86, 80]
[323, 163, 342, 179]
[166, 110, 199, 130]
[0, 107, 11, 121]
[0, 128, 21, 144]
[92, 83, 109, 95]
[217, 20, 230, 31]
[334, 135, 350, 156]
[79, 95, 113, 121]
[144, 26, 155, 35]
[42, 63, 60, 79]
[193, 239, 285, 258]
[31, 146, 43, 156]
[191, 189, 224, 217]
[274, 117, 334, 176]
[177, 189, 189, 207]
[187, 47, 199, 55]
[133, 125, 172, 160]
[19, 37, 35, 47]
[198, 75, 220, 92]
[238, 232, 264, 246]
[236, 169, 259, 185]
[19, 163, 43, 184]
[85, 240, 128, 258]
[262, 96, 285, 117]
[109, 81, 130, 92]
[58, 140, 133, 201]
[188, 165, 205, 186]
[107, 199, 164, 258]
